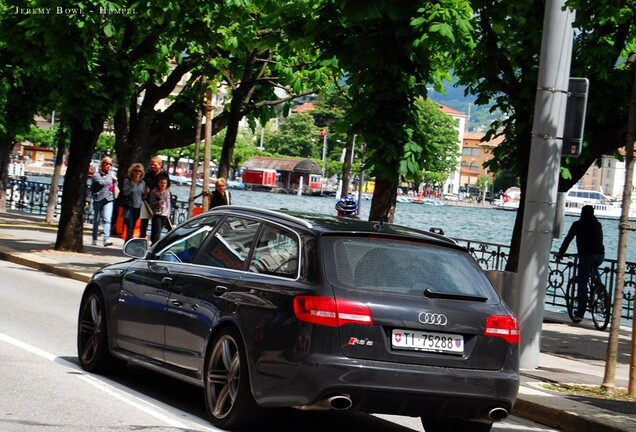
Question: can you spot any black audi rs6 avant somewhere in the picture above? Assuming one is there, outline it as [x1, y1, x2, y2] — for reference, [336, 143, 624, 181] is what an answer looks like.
[77, 207, 519, 432]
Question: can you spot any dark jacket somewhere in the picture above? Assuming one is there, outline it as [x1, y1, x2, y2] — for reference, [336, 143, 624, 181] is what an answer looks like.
[210, 189, 231, 208]
[558, 207, 605, 256]
[143, 169, 170, 198]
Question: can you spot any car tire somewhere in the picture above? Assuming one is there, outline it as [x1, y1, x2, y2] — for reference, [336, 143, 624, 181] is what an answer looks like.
[421, 418, 493, 432]
[204, 326, 266, 430]
[77, 288, 124, 373]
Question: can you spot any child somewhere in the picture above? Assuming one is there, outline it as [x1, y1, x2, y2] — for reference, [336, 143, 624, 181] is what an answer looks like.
[147, 176, 171, 244]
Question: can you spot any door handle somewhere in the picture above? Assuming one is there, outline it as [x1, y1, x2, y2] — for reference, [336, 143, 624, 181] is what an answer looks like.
[161, 276, 173, 287]
[214, 285, 228, 296]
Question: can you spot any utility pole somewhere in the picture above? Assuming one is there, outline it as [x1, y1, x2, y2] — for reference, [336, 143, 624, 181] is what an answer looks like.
[202, 86, 213, 211]
[515, 0, 575, 368]
[320, 128, 328, 179]
[187, 103, 204, 218]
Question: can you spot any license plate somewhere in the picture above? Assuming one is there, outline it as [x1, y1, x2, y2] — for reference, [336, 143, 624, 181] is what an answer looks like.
[391, 329, 464, 354]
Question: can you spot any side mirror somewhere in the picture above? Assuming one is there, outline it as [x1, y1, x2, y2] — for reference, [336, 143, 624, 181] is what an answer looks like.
[123, 238, 149, 258]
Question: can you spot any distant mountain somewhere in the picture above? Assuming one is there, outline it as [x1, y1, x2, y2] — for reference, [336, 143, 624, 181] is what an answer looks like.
[429, 83, 502, 132]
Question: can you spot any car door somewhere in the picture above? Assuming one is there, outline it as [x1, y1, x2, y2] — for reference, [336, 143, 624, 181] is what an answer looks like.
[163, 215, 261, 372]
[115, 259, 187, 362]
[115, 214, 222, 363]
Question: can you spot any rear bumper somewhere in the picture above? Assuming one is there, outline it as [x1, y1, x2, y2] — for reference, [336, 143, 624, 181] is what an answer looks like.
[252, 355, 519, 420]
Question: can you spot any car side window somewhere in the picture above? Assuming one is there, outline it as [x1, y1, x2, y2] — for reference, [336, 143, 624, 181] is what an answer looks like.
[248, 224, 299, 278]
[155, 215, 220, 263]
[196, 216, 260, 270]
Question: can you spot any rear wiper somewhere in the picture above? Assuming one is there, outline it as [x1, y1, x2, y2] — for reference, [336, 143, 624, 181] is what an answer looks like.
[424, 288, 488, 302]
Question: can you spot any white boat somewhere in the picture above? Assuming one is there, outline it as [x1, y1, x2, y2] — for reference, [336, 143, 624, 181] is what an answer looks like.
[168, 174, 192, 186]
[421, 198, 445, 206]
[410, 196, 445, 205]
[494, 187, 521, 211]
[563, 187, 636, 220]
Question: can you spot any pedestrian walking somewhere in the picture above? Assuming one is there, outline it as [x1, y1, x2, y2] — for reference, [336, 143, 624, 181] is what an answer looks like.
[210, 177, 231, 208]
[140, 156, 171, 239]
[147, 176, 171, 245]
[122, 163, 145, 241]
[90, 156, 117, 247]
[556, 205, 605, 319]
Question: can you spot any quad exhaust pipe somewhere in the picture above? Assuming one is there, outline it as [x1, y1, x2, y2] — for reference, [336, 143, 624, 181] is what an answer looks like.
[327, 394, 353, 410]
[293, 394, 353, 411]
[488, 407, 509, 421]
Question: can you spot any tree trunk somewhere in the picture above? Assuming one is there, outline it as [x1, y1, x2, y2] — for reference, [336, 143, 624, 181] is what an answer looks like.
[605, 55, 636, 395]
[339, 134, 356, 198]
[505, 185, 526, 273]
[0, 138, 12, 213]
[128, 97, 159, 166]
[46, 135, 66, 223]
[114, 107, 136, 183]
[369, 176, 398, 223]
[219, 94, 242, 180]
[55, 117, 103, 252]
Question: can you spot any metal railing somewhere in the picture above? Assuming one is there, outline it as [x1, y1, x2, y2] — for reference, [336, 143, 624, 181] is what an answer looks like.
[455, 238, 635, 322]
[6, 179, 636, 321]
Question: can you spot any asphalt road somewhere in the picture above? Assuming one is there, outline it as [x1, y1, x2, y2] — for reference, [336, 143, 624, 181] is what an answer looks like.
[0, 260, 559, 432]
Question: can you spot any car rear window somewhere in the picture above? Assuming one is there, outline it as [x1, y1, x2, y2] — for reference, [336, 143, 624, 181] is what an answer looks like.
[322, 236, 498, 301]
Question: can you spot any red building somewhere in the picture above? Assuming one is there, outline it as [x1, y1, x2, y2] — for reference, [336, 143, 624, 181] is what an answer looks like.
[241, 156, 323, 195]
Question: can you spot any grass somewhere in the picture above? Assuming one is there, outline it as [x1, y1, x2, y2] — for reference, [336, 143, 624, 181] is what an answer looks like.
[543, 383, 636, 401]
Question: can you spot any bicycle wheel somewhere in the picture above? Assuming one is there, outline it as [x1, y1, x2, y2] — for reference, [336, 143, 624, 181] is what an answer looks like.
[565, 278, 583, 323]
[591, 283, 610, 331]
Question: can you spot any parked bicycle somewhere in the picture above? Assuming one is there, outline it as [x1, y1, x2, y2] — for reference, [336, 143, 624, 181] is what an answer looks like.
[565, 269, 610, 331]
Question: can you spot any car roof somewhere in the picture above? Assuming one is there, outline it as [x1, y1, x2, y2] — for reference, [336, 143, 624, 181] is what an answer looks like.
[205, 206, 462, 250]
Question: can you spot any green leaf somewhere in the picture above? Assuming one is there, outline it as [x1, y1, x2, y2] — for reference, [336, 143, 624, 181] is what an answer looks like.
[103, 23, 114, 38]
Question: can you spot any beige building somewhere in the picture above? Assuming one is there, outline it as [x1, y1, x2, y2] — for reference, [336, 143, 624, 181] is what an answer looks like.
[459, 131, 504, 192]
[576, 151, 636, 200]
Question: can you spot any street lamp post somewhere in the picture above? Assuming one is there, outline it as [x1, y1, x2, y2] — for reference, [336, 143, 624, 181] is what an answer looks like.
[320, 129, 327, 179]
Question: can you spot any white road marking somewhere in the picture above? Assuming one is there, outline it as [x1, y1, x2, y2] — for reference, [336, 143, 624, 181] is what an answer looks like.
[0, 332, 217, 431]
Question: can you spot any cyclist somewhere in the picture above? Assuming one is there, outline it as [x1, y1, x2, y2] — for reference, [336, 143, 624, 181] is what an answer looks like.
[335, 194, 359, 218]
[556, 205, 605, 320]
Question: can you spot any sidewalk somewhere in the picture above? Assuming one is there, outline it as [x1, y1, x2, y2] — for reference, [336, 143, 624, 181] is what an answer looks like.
[0, 210, 634, 432]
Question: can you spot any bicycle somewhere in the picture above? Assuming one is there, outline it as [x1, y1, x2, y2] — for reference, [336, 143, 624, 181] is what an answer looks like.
[565, 269, 610, 331]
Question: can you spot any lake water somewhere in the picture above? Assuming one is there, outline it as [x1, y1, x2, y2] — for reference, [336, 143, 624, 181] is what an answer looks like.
[22, 176, 635, 262]
[172, 185, 636, 263]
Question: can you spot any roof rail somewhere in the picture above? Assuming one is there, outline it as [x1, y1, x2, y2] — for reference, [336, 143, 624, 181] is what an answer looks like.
[212, 206, 314, 229]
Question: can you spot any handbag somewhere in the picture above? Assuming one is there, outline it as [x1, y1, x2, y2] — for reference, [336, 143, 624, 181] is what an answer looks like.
[140, 200, 152, 219]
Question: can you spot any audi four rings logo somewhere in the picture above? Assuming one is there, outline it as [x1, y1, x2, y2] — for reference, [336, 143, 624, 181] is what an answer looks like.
[418, 312, 448, 326]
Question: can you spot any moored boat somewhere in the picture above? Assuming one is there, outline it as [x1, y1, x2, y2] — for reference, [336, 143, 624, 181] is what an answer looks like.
[563, 187, 635, 220]
[494, 187, 521, 212]
[497, 186, 636, 219]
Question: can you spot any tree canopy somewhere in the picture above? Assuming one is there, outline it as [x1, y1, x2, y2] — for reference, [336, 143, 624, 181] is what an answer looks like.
[288, 0, 474, 221]
[454, 0, 636, 271]
[266, 112, 321, 158]
[412, 97, 461, 185]
[2, 0, 635, 262]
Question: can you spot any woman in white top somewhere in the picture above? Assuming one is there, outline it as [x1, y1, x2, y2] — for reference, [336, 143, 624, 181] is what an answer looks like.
[122, 163, 146, 241]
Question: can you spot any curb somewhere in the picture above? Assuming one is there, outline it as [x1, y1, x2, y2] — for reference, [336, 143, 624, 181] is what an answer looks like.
[0, 249, 91, 283]
[513, 384, 636, 432]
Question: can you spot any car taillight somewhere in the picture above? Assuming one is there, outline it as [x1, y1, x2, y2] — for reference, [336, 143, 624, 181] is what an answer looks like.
[484, 315, 520, 344]
[293, 296, 374, 327]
